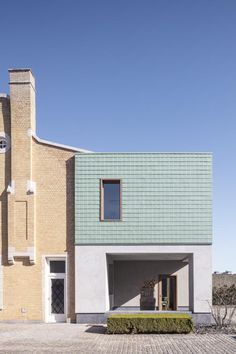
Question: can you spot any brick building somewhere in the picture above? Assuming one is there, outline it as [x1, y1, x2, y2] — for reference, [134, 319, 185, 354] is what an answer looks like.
[0, 69, 212, 323]
[0, 69, 89, 322]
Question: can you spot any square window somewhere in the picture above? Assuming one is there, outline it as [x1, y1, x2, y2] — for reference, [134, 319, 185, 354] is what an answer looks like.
[101, 180, 121, 221]
[50, 260, 65, 273]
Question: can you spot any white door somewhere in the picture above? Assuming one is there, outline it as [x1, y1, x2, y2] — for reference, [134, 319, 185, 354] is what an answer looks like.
[47, 259, 66, 322]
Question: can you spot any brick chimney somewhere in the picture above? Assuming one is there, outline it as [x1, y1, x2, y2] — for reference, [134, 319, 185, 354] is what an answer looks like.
[7, 69, 36, 264]
[9, 69, 36, 186]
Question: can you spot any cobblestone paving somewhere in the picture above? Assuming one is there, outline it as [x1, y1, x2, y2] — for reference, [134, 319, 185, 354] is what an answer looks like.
[0, 323, 235, 353]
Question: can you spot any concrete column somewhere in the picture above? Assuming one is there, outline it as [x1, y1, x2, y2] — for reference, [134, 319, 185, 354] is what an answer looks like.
[192, 246, 212, 313]
[75, 246, 109, 313]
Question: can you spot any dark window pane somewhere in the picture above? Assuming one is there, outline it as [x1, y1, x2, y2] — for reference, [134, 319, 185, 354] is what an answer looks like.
[50, 261, 65, 273]
[103, 181, 120, 220]
[51, 278, 64, 314]
[0, 139, 7, 149]
[162, 275, 167, 298]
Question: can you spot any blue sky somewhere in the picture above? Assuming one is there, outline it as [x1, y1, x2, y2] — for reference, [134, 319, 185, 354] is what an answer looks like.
[0, 0, 235, 272]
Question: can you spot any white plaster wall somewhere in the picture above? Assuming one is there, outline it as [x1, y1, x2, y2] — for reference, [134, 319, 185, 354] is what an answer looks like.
[75, 245, 212, 314]
[113, 260, 189, 308]
[75, 246, 109, 313]
[192, 247, 212, 313]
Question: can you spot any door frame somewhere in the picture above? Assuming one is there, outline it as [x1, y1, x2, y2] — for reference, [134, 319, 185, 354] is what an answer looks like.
[158, 275, 177, 311]
[44, 256, 67, 323]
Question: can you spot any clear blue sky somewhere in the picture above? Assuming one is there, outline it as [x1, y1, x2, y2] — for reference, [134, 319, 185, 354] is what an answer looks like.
[0, 0, 235, 272]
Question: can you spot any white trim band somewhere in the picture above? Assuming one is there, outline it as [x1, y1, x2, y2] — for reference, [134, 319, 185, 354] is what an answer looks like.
[27, 129, 92, 153]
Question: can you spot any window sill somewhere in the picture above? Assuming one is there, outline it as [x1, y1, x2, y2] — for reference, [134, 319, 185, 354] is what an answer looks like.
[100, 219, 122, 222]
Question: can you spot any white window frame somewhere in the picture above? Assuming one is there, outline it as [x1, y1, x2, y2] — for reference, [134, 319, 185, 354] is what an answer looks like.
[43, 255, 67, 323]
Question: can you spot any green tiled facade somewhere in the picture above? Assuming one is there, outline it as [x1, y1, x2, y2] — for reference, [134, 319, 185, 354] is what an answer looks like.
[75, 153, 212, 245]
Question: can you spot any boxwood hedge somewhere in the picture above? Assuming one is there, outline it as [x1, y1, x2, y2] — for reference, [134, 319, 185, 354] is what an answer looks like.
[107, 313, 193, 334]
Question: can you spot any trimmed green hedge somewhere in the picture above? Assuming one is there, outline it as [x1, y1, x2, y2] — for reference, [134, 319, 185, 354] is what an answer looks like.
[107, 313, 193, 334]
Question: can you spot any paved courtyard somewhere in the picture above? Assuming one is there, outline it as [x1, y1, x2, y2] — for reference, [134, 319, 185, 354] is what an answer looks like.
[0, 323, 235, 353]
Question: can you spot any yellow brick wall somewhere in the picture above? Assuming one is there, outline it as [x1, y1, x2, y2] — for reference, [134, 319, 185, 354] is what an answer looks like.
[0, 139, 76, 322]
[0, 71, 77, 321]
[0, 96, 11, 271]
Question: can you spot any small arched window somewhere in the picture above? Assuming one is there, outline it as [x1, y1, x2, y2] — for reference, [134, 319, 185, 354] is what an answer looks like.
[0, 133, 10, 153]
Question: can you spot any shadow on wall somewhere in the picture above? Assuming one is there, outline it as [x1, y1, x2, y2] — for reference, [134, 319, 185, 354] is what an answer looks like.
[0, 97, 11, 266]
[66, 156, 76, 321]
[109, 260, 187, 309]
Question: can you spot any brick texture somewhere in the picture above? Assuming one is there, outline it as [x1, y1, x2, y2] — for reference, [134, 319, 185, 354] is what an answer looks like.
[0, 70, 77, 321]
